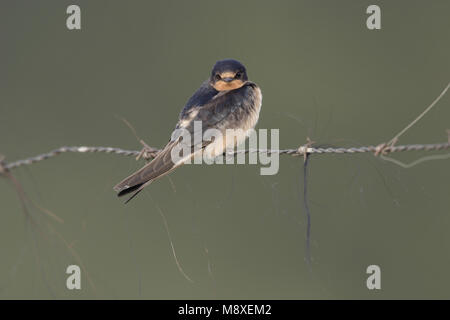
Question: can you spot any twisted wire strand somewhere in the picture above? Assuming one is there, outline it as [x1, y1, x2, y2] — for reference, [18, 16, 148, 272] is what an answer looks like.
[2, 142, 449, 171]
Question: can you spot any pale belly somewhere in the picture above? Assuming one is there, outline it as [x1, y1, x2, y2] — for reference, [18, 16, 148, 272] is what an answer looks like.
[203, 86, 262, 159]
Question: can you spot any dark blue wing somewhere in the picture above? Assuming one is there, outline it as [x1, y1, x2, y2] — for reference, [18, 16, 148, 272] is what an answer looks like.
[179, 80, 218, 120]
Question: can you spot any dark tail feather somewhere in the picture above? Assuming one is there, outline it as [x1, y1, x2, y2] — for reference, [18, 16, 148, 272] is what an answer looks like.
[116, 180, 153, 204]
[123, 184, 146, 204]
[113, 141, 181, 203]
[117, 183, 144, 197]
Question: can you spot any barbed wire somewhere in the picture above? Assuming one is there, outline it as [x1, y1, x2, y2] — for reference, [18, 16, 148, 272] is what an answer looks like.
[1, 141, 449, 172]
[1, 82, 449, 173]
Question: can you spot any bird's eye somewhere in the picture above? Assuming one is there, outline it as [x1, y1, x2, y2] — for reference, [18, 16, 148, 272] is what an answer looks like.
[235, 72, 241, 78]
[215, 74, 221, 80]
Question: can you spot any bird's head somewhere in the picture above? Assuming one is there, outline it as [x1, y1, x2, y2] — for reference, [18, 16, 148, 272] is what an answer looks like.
[210, 59, 248, 91]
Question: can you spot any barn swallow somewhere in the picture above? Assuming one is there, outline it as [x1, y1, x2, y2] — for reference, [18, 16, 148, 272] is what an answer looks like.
[113, 59, 262, 203]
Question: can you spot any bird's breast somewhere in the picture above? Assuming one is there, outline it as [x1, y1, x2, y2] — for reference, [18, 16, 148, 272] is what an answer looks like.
[223, 82, 262, 133]
[240, 83, 262, 132]
[204, 83, 262, 158]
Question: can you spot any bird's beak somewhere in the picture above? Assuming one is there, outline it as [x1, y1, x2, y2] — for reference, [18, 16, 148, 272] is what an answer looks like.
[222, 77, 234, 83]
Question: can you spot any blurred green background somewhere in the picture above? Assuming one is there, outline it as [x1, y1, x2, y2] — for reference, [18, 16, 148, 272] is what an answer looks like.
[1, 0, 449, 299]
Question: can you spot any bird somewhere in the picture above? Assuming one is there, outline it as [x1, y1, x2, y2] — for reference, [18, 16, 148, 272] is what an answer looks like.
[113, 59, 262, 203]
